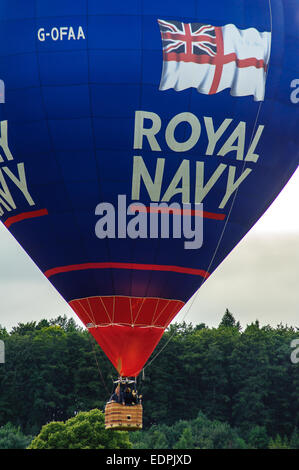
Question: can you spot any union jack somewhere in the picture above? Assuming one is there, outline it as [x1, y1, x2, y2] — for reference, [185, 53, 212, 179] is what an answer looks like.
[157, 19, 217, 61]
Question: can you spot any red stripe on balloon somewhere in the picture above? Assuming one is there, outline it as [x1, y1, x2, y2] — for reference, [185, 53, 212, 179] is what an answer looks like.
[44, 262, 210, 279]
[4, 209, 49, 228]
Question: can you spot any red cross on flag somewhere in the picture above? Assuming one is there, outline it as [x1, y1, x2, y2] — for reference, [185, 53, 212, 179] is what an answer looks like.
[158, 19, 271, 101]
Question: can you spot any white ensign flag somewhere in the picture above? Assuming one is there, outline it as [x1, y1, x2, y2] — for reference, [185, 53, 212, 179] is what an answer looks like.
[158, 19, 271, 101]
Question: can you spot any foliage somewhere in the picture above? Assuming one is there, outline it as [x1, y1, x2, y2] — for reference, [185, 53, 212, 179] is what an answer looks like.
[246, 425, 269, 449]
[130, 411, 248, 449]
[130, 414, 299, 449]
[0, 422, 32, 449]
[0, 316, 115, 433]
[28, 409, 131, 449]
[219, 308, 241, 330]
[0, 311, 298, 449]
[268, 434, 290, 449]
[139, 313, 298, 436]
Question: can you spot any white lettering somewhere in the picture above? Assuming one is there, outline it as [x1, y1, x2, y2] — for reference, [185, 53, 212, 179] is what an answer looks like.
[0, 168, 16, 212]
[217, 121, 246, 161]
[37, 28, 45, 42]
[3, 163, 35, 206]
[68, 26, 76, 40]
[51, 27, 59, 41]
[131, 155, 165, 201]
[60, 27, 68, 40]
[244, 125, 265, 163]
[133, 111, 264, 160]
[0, 121, 14, 162]
[204, 117, 232, 155]
[165, 112, 201, 152]
[37, 26, 86, 42]
[195, 162, 227, 203]
[219, 166, 252, 209]
[133, 111, 162, 151]
[132, 156, 251, 209]
[162, 159, 190, 203]
[77, 26, 86, 40]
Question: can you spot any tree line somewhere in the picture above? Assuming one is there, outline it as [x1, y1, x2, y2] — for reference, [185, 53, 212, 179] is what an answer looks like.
[0, 310, 298, 448]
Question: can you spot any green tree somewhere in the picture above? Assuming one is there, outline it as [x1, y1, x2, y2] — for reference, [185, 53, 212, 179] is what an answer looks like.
[289, 427, 299, 449]
[173, 426, 194, 449]
[229, 322, 272, 431]
[49, 315, 81, 332]
[268, 434, 290, 449]
[0, 320, 115, 433]
[0, 422, 32, 449]
[28, 409, 131, 449]
[189, 412, 247, 449]
[219, 309, 241, 330]
[247, 425, 269, 449]
[10, 321, 38, 336]
[131, 412, 248, 449]
[0, 326, 9, 339]
[131, 427, 169, 449]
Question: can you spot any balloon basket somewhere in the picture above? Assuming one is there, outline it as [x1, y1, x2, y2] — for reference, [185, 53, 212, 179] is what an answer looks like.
[104, 402, 143, 431]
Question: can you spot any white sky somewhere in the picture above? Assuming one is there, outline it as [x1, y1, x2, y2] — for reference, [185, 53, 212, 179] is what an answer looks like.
[0, 167, 298, 332]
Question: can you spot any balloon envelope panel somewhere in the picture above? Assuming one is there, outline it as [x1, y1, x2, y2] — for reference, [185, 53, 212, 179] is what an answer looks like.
[0, 0, 298, 376]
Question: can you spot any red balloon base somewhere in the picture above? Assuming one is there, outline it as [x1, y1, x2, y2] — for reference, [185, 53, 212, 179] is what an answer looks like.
[69, 295, 184, 376]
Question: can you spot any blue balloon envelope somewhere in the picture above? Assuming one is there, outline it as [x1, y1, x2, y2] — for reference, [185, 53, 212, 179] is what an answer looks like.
[0, 0, 298, 376]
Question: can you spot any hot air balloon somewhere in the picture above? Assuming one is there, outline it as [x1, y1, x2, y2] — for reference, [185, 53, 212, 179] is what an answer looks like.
[0, 1, 298, 429]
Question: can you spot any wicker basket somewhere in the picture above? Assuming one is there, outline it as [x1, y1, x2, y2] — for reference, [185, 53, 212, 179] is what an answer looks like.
[105, 402, 143, 431]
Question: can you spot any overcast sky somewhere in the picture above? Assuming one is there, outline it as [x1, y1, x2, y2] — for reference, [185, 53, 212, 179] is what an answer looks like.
[0, 168, 298, 332]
